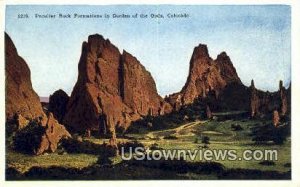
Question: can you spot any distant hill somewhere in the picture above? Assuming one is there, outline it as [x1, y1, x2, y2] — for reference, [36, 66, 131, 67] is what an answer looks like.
[39, 97, 49, 103]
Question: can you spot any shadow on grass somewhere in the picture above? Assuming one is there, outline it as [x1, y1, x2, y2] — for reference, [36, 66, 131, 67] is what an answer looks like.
[6, 157, 291, 180]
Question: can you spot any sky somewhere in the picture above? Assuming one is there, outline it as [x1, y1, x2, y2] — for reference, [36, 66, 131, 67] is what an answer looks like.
[5, 5, 291, 97]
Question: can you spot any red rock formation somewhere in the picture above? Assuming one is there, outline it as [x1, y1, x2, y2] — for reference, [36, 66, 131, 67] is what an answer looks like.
[36, 113, 71, 155]
[164, 43, 290, 118]
[48, 89, 69, 123]
[6, 33, 71, 155]
[249, 79, 290, 118]
[120, 50, 163, 116]
[279, 80, 288, 116]
[64, 34, 127, 133]
[206, 105, 212, 119]
[250, 80, 260, 117]
[5, 33, 44, 120]
[215, 52, 241, 84]
[166, 44, 241, 109]
[273, 110, 280, 127]
[64, 34, 168, 134]
[15, 114, 29, 130]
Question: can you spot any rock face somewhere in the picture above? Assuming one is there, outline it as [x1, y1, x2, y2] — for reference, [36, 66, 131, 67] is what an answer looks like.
[279, 80, 288, 116]
[166, 44, 241, 109]
[206, 105, 212, 119]
[273, 110, 280, 127]
[6, 33, 71, 155]
[36, 113, 71, 155]
[48, 89, 69, 123]
[15, 114, 29, 130]
[249, 79, 289, 118]
[120, 51, 163, 116]
[64, 34, 170, 134]
[250, 80, 260, 117]
[5, 33, 44, 120]
[165, 43, 290, 118]
[13, 112, 71, 155]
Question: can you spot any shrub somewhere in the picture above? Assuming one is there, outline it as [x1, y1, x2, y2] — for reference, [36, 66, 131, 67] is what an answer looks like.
[194, 137, 198, 143]
[250, 122, 290, 145]
[231, 124, 243, 131]
[202, 136, 210, 144]
[13, 121, 45, 154]
[163, 135, 178, 140]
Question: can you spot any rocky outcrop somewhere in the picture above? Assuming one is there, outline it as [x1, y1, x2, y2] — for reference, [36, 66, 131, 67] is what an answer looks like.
[5, 33, 44, 120]
[206, 105, 212, 119]
[249, 79, 289, 118]
[36, 113, 71, 155]
[165, 43, 291, 118]
[64, 34, 169, 134]
[273, 110, 280, 127]
[166, 44, 241, 109]
[48, 89, 69, 123]
[13, 112, 71, 155]
[279, 80, 288, 116]
[6, 33, 71, 155]
[120, 50, 163, 116]
[250, 80, 260, 117]
[15, 114, 29, 130]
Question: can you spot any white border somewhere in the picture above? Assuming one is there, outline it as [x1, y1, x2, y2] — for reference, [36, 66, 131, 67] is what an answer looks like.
[1, 0, 299, 187]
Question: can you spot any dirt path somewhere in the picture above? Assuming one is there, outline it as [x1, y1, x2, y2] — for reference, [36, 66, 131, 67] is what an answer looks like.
[145, 120, 207, 139]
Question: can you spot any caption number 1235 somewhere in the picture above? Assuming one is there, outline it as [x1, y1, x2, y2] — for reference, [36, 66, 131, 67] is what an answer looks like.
[18, 14, 29, 18]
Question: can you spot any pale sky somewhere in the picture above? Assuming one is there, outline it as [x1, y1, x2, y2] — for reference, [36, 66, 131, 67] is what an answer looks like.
[5, 5, 291, 97]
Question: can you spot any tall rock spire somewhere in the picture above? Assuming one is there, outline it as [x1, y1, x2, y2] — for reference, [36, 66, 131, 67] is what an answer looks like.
[63, 34, 170, 134]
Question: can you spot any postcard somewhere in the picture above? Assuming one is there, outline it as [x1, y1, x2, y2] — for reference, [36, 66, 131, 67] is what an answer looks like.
[2, 0, 300, 186]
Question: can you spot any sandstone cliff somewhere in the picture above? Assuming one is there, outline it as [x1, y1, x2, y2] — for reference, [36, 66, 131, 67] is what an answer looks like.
[166, 44, 241, 109]
[64, 34, 169, 134]
[6, 33, 71, 155]
[165, 43, 290, 118]
[5, 33, 44, 120]
[249, 79, 289, 118]
[120, 50, 163, 116]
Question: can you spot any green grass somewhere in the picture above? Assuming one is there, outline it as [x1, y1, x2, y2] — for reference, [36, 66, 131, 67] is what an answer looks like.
[135, 118, 291, 173]
[6, 150, 98, 173]
[6, 116, 291, 179]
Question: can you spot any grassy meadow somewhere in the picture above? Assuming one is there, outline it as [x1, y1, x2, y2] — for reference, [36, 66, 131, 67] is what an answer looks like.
[6, 112, 291, 180]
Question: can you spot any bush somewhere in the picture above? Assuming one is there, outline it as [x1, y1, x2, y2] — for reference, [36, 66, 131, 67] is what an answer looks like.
[231, 124, 243, 131]
[13, 121, 45, 154]
[250, 122, 290, 145]
[149, 143, 162, 150]
[202, 136, 210, 144]
[61, 138, 116, 157]
[194, 137, 198, 144]
[163, 135, 178, 140]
